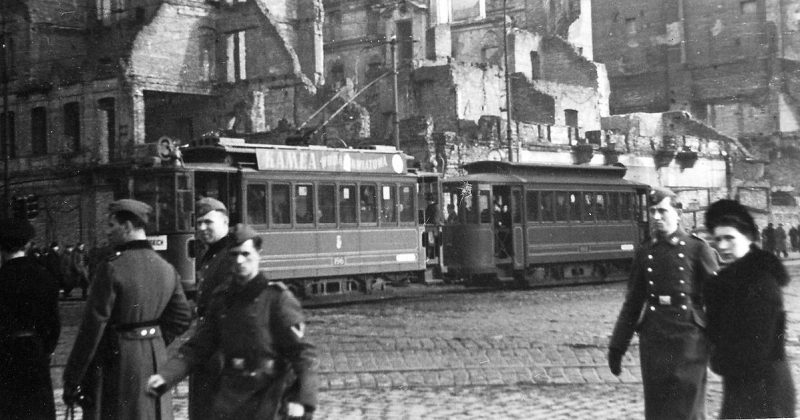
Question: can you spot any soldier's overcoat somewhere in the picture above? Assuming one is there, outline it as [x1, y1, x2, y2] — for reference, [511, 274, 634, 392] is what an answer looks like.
[190, 235, 232, 420]
[63, 240, 192, 420]
[611, 228, 719, 420]
[160, 274, 318, 419]
[0, 256, 61, 420]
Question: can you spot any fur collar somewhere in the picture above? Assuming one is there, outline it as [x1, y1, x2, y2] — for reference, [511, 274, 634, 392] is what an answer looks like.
[720, 245, 790, 287]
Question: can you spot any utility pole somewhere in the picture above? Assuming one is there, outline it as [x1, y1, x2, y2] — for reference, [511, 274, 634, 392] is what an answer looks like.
[502, 0, 513, 162]
[2, 0, 9, 218]
[390, 35, 400, 150]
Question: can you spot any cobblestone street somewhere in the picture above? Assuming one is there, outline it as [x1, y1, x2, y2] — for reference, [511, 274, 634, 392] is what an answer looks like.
[51, 261, 800, 419]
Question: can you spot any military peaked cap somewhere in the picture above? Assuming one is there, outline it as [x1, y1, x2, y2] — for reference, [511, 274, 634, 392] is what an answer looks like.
[196, 197, 227, 216]
[230, 223, 260, 246]
[647, 186, 679, 207]
[109, 199, 152, 224]
[0, 218, 35, 250]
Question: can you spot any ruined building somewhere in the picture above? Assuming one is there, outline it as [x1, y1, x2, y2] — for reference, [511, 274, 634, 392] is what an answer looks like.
[592, 0, 800, 223]
[1, 0, 324, 244]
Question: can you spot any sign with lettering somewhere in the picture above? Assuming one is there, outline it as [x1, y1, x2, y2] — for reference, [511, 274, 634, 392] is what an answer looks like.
[256, 149, 405, 174]
[148, 235, 168, 251]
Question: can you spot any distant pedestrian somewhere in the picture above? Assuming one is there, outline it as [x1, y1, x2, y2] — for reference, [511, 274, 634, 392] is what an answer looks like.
[0, 218, 61, 420]
[148, 224, 319, 420]
[424, 193, 444, 226]
[60, 244, 77, 297]
[608, 187, 719, 419]
[704, 200, 796, 418]
[789, 225, 799, 252]
[775, 223, 789, 258]
[73, 242, 90, 299]
[62, 199, 192, 420]
[762, 223, 776, 254]
[43, 241, 64, 293]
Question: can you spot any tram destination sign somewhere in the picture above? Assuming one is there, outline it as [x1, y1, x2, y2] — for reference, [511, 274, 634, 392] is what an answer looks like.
[255, 148, 405, 174]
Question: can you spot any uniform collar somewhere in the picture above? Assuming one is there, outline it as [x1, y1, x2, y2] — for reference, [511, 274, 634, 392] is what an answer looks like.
[652, 227, 687, 246]
[114, 240, 152, 252]
[201, 235, 231, 263]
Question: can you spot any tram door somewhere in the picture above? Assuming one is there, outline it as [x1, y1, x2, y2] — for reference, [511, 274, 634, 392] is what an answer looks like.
[510, 186, 524, 269]
[491, 186, 514, 262]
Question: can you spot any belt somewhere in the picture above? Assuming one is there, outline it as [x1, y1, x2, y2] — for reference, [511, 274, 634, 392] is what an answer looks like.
[223, 357, 277, 377]
[647, 294, 693, 308]
[116, 320, 161, 340]
[115, 319, 160, 332]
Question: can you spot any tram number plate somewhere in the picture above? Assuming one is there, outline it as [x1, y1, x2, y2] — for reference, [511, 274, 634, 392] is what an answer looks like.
[578, 245, 589, 253]
[333, 257, 346, 266]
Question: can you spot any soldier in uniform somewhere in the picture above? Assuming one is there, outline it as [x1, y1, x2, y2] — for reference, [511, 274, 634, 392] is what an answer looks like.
[608, 187, 719, 420]
[0, 218, 61, 419]
[190, 197, 232, 419]
[62, 199, 192, 420]
[149, 224, 318, 420]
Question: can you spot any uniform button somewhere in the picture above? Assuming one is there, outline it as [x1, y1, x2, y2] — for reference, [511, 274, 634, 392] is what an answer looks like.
[679, 293, 685, 297]
[680, 305, 687, 310]
[149, 328, 156, 335]
[648, 281, 654, 286]
[647, 267, 653, 272]
[678, 253, 685, 258]
[650, 293, 655, 297]
[679, 240, 686, 246]
[678, 267, 684, 271]
[649, 306, 656, 311]
[648, 254, 653, 260]
[140, 330, 148, 337]
[679, 280, 685, 284]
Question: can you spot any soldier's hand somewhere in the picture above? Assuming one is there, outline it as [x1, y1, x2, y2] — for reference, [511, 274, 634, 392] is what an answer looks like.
[608, 348, 624, 376]
[286, 402, 308, 419]
[146, 374, 168, 397]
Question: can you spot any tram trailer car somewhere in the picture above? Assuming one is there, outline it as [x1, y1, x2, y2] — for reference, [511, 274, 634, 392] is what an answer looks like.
[116, 137, 427, 299]
[437, 161, 650, 287]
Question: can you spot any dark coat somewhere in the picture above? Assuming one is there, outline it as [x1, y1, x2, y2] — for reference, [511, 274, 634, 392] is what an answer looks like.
[0, 256, 61, 420]
[160, 274, 319, 420]
[704, 246, 796, 418]
[610, 228, 719, 420]
[63, 240, 192, 420]
[190, 235, 232, 420]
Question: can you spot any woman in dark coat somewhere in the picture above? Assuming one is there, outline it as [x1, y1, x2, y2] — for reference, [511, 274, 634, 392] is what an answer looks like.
[704, 200, 796, 419]
[0, 218, 61, 420]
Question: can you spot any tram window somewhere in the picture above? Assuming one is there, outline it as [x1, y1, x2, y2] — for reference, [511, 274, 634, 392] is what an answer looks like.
[339, 185, 357, 224]
[134, 174, 175, 232]
[555, 192, 569, 222]
[176, 173, 193, 232]
[318, 184, 336, 224]
[526, 191, 540, 222]
[582, 192, 595, 222]
[595, 193, 607, 221]
[271, 183, 291, 225]
[359, 185, 377, 224]
[479, 190, 491, 223]
[399, 185, 415, 223]
[608, 192, 621, 221]
[380, 185, 397, 223]
[541, 191, 555, 222]
[620, 193, 633, 220]
[246, 184, 267, 225]
[295, 184, 314, 225]
[511, 189, 522, 224]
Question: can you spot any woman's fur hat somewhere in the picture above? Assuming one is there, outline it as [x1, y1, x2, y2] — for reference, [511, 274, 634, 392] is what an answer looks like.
[705, 199, 758, 240]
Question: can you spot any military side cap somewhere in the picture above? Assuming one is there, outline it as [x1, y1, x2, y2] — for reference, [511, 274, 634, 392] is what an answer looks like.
[0, 218, 35, 250]
[109, 199, 152, 224]
[197, 197, 227, 216]
[230, 223, 260, 246]
[647, 186, 678, 206]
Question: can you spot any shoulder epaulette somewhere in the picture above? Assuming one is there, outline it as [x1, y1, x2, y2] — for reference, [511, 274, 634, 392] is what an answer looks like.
[690, 233, 705, 242]
[106, 251, 123, 261]
[267, 281, 288, 291]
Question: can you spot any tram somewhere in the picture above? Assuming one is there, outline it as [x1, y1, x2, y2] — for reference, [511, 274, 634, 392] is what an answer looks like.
[436, 161, 650, 286]
[116, 136, 425, 298]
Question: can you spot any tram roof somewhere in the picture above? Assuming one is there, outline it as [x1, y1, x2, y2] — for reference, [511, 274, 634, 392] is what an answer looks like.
[451, 161, 647, 187]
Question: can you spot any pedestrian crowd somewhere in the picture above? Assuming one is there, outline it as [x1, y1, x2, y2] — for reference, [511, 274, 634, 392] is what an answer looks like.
[1, 186, 797, 420]
[610, 187, 796, 420]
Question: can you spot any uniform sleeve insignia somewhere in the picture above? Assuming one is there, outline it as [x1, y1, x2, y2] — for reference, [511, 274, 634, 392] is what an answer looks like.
[290, 323, 305, 339]
[267, 281, 288, 291]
